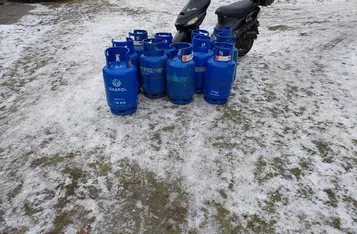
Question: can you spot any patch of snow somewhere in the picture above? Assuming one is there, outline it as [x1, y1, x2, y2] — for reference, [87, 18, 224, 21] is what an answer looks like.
[0, 0, 356, 233]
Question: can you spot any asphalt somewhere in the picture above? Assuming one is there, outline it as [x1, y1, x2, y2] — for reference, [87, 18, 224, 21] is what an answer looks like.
[0, 2, 33, 24]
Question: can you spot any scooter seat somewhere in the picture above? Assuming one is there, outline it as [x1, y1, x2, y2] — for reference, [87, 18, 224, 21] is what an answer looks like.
[215, 0, 255, 18]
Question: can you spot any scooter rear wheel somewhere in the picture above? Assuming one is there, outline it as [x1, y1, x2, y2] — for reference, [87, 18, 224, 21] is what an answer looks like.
[235, 35, 254, 57]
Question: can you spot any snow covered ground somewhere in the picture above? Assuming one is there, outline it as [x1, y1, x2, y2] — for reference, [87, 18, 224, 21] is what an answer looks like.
[0, 0, 357, 233]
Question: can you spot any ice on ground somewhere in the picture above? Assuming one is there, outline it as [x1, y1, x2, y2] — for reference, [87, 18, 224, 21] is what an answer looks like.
[0, 0, 357, 233]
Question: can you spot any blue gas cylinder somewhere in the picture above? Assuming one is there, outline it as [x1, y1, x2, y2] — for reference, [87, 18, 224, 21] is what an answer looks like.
[191, 29, 210, 41]
[166, 43, 195, 105]
[102, 47, 138, 115]
[112, 38, 139, 69]
[140, 38, 167, 99]
[212, 26, 232, 48]
[213, 26, 232, 39]
[155, 32, 174, 57]
[192, 35, 211, 94]
[112, 38, 140, 85]
[204, 42, 236, 105]
[128, 29, 148, 57]
[216, 33, 238, 81]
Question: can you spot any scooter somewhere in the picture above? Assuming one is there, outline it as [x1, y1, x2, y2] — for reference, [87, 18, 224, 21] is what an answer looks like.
[173, 0, 274, 56]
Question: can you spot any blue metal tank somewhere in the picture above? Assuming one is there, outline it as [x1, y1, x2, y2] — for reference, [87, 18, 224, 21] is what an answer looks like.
[166, 43, 195, 105]
[216, 33, 238, 81]
[140, 38, 167, 99]
[204, 42, 236, 105]
[191, 29, 210, 41]
[128, 29, 148, 57]
[102, 47, 138, 115]
[213, 26, 232, 39]
[212, 26, 232, 48]
[192, 35, 211, 94]
[112, 37, 138, 69]
[155, 32, 174, 57]
[112, 37, 140, 89]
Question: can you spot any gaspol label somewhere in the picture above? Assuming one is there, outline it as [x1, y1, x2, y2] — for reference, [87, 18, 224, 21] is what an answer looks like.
[140, 66, 164, 74]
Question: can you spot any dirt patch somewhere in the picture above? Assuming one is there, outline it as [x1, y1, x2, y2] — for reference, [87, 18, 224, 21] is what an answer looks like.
[48, 207, 94, 234]
[328, 217, 341, 230]
[264, 189, 287, 213]
[254, 155, 307, 184]
[321, 37, 343, 50]
[7, 183, 23, 201]
[0, 210, 4, 223]
[2, 226, 28, 234]
[324, 188, 338, 207]
[31, 152, 77, 167]
[211, 135, 240, 150]
[100, 159, 189, 233]
[267, 25, 292, 31]
[343, 196, 357, 208]
[150, 132, 162, 151]
[32, 154, 188, 233]
[297, 184, 314, 199]
[55, 166, 88, 209]
[312, 140, 334, 163]
[161, 125, 176, 132]
[214, 105, 251, 132]
[45, 165, 94, 233]
[201, 200, 277, 233]
[88, 156, 112, 177]
[120, 6, 150, 16]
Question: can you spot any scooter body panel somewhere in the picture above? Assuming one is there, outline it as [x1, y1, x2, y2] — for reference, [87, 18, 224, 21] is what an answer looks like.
[175, 0, 210, 30]
[174, 0, 273, 56]
[215, 6, 260, 36]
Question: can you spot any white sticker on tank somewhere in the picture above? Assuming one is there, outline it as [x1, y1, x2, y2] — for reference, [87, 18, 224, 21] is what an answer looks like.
[215, 55, 231, 62]
[133, 41, 143, 46]
[182, 53, 193, 62]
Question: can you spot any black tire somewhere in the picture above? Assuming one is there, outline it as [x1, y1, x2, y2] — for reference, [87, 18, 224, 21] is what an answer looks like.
[235, 35, 254, 57]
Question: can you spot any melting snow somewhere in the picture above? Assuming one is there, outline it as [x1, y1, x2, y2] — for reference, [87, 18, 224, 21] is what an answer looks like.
[0, 0, 356, 233]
